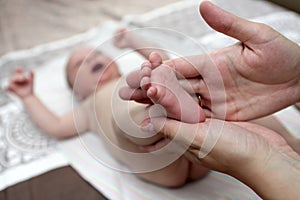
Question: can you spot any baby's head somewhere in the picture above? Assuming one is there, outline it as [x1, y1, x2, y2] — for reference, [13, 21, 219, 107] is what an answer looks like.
[66, 47, 121, 100]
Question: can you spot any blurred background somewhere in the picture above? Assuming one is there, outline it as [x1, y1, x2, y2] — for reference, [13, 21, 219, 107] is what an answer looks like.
[0, 0, 181, 55]
[1, 0, 299, 56]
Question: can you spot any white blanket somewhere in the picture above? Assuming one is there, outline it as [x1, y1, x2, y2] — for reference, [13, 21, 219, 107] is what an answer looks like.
[0, 0, 299, 199]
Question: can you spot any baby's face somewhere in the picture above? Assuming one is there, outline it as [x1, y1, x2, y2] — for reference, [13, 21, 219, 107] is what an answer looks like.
[67, 47, 120, 100]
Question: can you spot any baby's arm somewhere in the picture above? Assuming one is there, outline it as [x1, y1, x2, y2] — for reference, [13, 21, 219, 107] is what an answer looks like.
[114, 28, 169, 60]
[7, 68, 88, 139]
[22, 96, 82, 138]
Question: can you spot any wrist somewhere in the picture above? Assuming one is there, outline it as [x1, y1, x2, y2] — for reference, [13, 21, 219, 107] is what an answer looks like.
[23, 94, 36, 104]
[261, 152, 300, 200]
[234, 148, 300, 200]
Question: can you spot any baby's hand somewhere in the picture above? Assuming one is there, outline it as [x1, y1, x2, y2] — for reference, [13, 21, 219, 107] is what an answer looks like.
[113, 28, 132, 49]
[7, 67, 34, 99]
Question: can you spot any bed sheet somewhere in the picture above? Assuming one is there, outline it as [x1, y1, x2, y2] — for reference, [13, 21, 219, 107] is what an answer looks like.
[0, 0, 299, 198]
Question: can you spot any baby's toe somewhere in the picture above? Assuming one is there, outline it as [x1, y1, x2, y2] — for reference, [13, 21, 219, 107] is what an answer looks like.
[141, 65, 152, 78]
[149, 52, 163, 68]
[141, 76, 151, 90]
[147, 86, 158, 101]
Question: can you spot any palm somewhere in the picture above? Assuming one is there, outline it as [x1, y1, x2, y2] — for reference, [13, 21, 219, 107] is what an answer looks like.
[167, 3, 300, 121]
[119, 1, 300, 121]
[201, 29, 300, 120]
[197, 120, 290, 173]
[145, 118, 295, 175]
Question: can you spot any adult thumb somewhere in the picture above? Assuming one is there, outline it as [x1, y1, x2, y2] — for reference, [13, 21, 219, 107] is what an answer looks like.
[150, 118, 204, 148]
[200, 1, 267, 44]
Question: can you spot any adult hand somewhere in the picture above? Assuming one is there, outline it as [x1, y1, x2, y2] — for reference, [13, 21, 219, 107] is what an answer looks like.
[142, 118, 300, 200]
[120, 1, 300, 120]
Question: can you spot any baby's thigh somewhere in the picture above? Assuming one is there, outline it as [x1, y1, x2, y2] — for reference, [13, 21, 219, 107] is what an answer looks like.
[138, 156, 190, 188]
[138, 157, 209, 187]
[188, 164, 209, 182]
[114, 102, 163, 146]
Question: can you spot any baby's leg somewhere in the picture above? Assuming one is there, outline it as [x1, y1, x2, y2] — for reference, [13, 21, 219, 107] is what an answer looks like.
[113, 29, 169, 60]
[141, 54, 205, 123]
[95, 79, 208, 187]
[188, 163, 210, 182]
[138, 157, 209, 187]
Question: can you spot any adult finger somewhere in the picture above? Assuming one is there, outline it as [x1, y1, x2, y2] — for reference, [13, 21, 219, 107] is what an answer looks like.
[200, 1, 272, 45]
[177, 78, 212, 115]
[118, 87, 152, 104]
[141, 118, 207, 160]
[178, 78, 208, 95]
[164, 54, 207, 78]
[147, 118, 206, 149]
[164, 52, 218, 81]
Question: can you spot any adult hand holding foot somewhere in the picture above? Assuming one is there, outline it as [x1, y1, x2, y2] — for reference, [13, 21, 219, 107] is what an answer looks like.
[118, 1, 300, 199]
[120, 1, 300, 121]
[143, 117, 300, 200]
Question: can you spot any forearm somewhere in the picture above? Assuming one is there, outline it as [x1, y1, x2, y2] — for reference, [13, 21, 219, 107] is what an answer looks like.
[22, 95, 77, 138]
[232, 150, 300, 200]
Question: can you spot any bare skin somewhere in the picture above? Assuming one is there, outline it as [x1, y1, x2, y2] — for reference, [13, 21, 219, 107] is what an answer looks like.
[94, 79, 209, 187]
[7, 68, 209, 187]
[114, 28, 169, 61]
[6, 29, 209, 188]
[119, 1, 300, 121]
[140, 53, 206, 123]
[143, 116, 300, 200]
[118, 2, 300, 198]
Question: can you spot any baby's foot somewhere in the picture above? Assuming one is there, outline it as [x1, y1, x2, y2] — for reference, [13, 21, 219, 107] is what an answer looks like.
[141, 54, 205, 123]
[140, 52, 163, 91]
[113, 28, 133, 49]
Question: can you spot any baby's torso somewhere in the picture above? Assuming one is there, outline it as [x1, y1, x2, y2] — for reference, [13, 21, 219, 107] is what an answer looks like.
[88, 79, 119, 138]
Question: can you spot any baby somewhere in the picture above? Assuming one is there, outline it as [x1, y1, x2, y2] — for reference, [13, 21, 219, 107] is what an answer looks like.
[7, 29, 209, 187]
